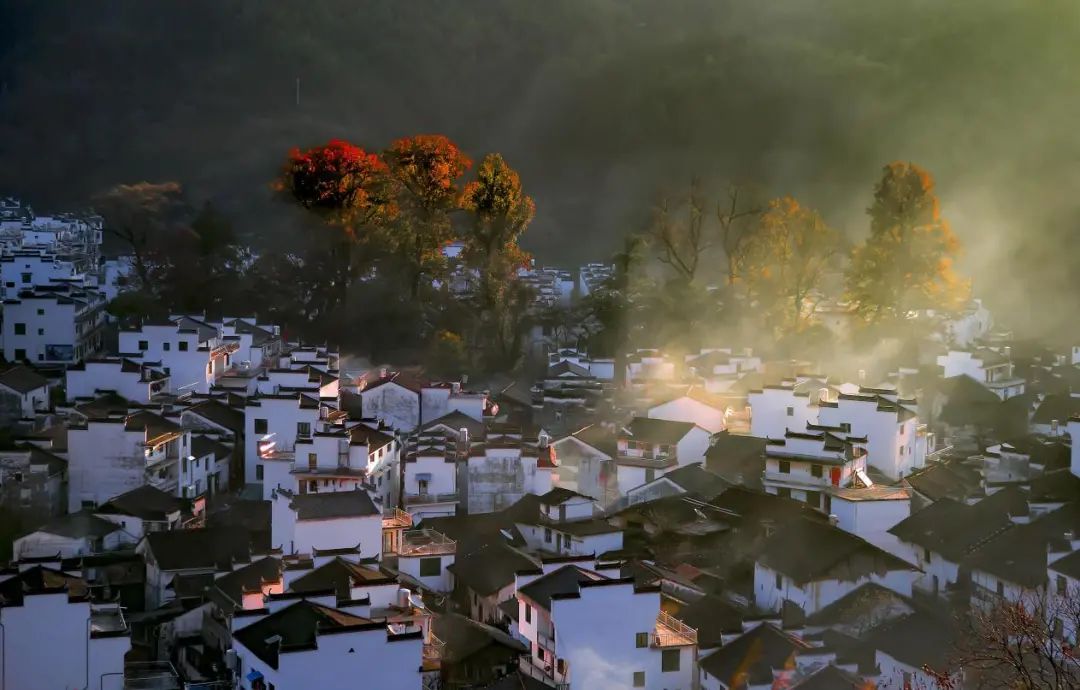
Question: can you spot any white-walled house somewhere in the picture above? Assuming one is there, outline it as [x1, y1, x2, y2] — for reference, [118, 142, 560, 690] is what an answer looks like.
[66, 357, 170, 403]
[269, 488, 382, 559]
[403, 431, 461, 520]
[357, 370, 487, 433]
[685, 348, 764, 394]
[747, 384, 819, 440]
[67, 409, 191, 512]
[118, 315, 238, 394]
[2, 284, 105, 363]
[0, 364, 50, 418]
[936, 348, 1025, 400]
[615, 417, 712, 496]
[513, 488, 624, 558]
[13, 510, 134, 559]
[754, 518, 918, 616]
[647, 391, 726, 433]
[244, 392, 326, 486]
[466, 427, 557, 514]
[826, 486, 911, 559]
[517, 566, 697, 690]
[0, 565, 130, 690]
[0, 249, 78, 297]
[761, 428, 868, 512]
[818, 390, 923, 481]
[231, 598, 425, 690]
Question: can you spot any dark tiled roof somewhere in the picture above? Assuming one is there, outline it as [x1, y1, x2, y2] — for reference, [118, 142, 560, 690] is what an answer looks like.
[422, 410, 485, 437]
[124, 410, 182, 440]
[865, 611, 952, 669]
[289, 490, 378, 521]
[96, 485, 186, 521]
[191, 434, 232, 461]
[208, 556, 282, 610]
[346, 423, 395, 451]
[705, 432, 766, 482]
[565, 424, 617, 458]
[537, 487, 593, 505]
[658, 463, 730, 499]
[624, 416, 699, 445]
[0, 565, 87, 605]
[790, 665, 866, 689]
[74, 392, 132, 420]
[699, 623, 809, 687]
[546, 360, 593, 378]
[446, 542, 540, 597]
[676, 593, 747, 649]
[232, 599, 377, 669]
[289, 557, 393, 598]
[144, 526, 253, 572]
[760, 519, 916, 585]
[0, 365, 48, 393]
[432, 612, 528, 663]
[516, 565, 606, 611]
[888, 494, 1019, 562]
[903, 459, 982, 502]
[804, 582, 915, 629]
[1032, 393, 1080, 425]
[186, 399, 244, 434]
[30, 510, 120, 539]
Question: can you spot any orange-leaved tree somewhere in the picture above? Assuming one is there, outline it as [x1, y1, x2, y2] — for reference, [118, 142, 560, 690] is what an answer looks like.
[382, 134, 472, 298]
[845, 162, 968, 323]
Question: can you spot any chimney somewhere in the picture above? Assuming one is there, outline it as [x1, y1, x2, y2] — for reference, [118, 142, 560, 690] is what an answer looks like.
[828, 514, 839, 527]
[457, 427, 469, 451]
[380, 367, 388, 379]
[1065, 530, 1075, 543]
[1052, 419, 1060, 435]
[818, 388, 830, 404]
[450, 381, 461, 394]
[538, 430, 551, 449]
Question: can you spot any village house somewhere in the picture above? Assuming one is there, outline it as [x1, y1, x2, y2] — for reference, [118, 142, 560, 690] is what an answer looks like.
[753, 518, 918, 616]
[761, 427, 869, 512]
[512, 488, 623, 557]
[357, 368, 490, 433]
[684, 347, 763, 394]
[625, 349, 681, 390]
[65, 357, 170, 403]
[466, 425, 557, 514]
[269, 487, 382, 558]
[615, 417, 712, 496]
[0, 249, 79, 298]
[138, 525, 260, 609]
[0, 564, 130, 690]
[13, 510, 135, 559]
[0, 364, 50, 421]
[550, 423, 617, 505]
[516, 565, 697, 690]
[118, 315, 244, 394]
[817, 389, 925, 481]
[229, 596, 427, 690]
[936, 347, 1026, 400]
[403, 429, 462, 520]
[747, 381, 823, 440]
[244, 391, 327, 486]
[2, 283, 105, 363]
[0, 443, 66, 521]
[67, 407, 192, 511]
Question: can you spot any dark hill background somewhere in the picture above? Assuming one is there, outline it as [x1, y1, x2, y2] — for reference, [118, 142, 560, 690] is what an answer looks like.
[1, 0, 1077, 338]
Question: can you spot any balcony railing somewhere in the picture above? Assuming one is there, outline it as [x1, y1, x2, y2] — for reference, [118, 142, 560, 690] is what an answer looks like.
[423, 633, 445, 662]
[404, 491, 460, 506]
[382, 507, 413, 529]
[538, 629, 556, 651]
[399, 529, 456, 556]
[653, 611, 697, 647]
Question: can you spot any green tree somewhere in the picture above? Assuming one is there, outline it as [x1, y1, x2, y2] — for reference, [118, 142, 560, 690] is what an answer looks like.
[846, 162, 968, 323]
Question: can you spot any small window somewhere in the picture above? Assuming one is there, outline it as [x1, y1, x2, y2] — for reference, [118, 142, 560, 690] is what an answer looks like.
[163, 342, 170, 351]
[544, 528, 552, 543]
[810, 464, 822, 478]
[662, 649, 680, 672]
[419, 557, 441, 577]
[635, 632, 649, 648]
[138, 340, 148, 351]
[785, 406, 794, 417]
[178, 340, 189, 351]
[4, 282, 13, 288]
[297, 422, 311, 437]
[20, 273, 31, 284]
[775, 572, 783, 589]
[777, 487, 791, 499]
[778, 460, 791, 474]
[924, 547, 932, 563]
[806, 491, 820, 510]
[254, 418, 268, 434]
[632, 671, 645, 687]
[35, 308, 43, 315]
[525, 605, 532, 623]
[255, 464, 264, 481]
[996, 580, 1005, 596]
[900, 446, 905, 456]
[36, 328, 43, 336]
[14, 349, 25, 361]
[13, 323, 25, 335]
[308, 453, 317, 471]
[556, 658, 565, 675]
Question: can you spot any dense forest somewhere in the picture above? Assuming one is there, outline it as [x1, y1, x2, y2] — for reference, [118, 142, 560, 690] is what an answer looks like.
[1, 0, 1078, 339]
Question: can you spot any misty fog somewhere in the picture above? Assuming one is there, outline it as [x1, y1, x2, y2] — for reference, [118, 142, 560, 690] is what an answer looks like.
[1, 0, 1077, 339]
